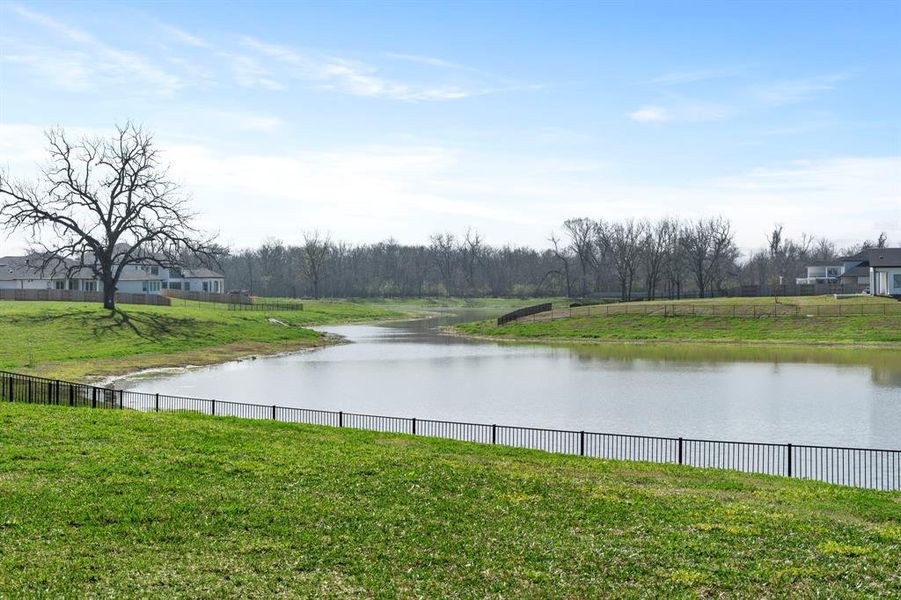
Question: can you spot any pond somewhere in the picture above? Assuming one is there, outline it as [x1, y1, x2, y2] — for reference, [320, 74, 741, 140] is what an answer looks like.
[122, 309, 901, 449]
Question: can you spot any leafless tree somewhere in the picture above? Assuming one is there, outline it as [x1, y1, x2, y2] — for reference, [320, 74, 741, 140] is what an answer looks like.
[300, 231, 332, 299]
[547, 232, 573, 297]
[599, 219, 646, 301]
[429, 232, 457, 296]
[641, 218, 672, 300]
[681, 217, 736, 297]
[0, 123, 218, 309]
[562, 218, 598, 295]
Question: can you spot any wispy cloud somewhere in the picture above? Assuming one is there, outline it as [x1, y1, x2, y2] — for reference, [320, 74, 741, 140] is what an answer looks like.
[639, 67, 742, 86]
[751, 73, 850, 106]
[629, 106, 670, 123]
[628, 97, 732, 124]
[241, 36, 523, 101]
[4, 4, 182, 95]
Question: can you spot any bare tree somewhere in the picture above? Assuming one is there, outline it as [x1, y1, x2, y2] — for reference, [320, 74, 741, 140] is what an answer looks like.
[0, 124, 218, 309]
[429, 232, 457, 296]
[681, 217, 736, 297]
[300, 231, 332, 299]
[641, 218, 672, 300]
[599, 219, 646, 301]
[547, 232, 573, 297]
[562, 218, 598, 296]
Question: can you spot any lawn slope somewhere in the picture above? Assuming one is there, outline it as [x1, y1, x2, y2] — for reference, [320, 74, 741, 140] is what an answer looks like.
[0, 300, 404, 380]
[457, 296, 901, 345]
[0, 403, 898, 597]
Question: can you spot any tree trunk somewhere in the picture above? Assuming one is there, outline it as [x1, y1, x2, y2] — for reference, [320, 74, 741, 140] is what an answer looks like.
[103, 278, 116, 310]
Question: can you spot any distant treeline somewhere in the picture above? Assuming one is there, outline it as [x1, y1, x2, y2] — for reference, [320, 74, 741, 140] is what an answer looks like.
[215, 218, 892, 300]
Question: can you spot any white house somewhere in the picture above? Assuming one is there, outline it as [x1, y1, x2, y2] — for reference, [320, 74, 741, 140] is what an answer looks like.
[0, 256, 224, 295]
[796, 248, 901, 296]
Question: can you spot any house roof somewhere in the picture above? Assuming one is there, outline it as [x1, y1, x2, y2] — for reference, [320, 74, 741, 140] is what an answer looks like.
[865, 248, 901, 267]
[179, 268, 224, 279]
[805, 259, 844, 267]
[840, 265, 870, 278]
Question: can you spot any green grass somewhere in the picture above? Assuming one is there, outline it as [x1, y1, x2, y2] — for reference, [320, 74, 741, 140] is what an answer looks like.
[458, 313, 901, 345]
[0, 300, 405, 380]
[0, 403, 897, 597]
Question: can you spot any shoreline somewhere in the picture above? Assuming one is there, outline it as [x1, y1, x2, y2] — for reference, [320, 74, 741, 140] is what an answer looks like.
[444, 327, 901, 350]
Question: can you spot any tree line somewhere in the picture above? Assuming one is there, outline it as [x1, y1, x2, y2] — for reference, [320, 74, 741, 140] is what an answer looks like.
[219, 222, 893, 300]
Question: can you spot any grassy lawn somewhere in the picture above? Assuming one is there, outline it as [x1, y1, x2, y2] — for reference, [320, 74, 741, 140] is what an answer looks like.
[0, 300, 405, 381]
[0, 403, 897, 597]
[458, 313, 901, 345]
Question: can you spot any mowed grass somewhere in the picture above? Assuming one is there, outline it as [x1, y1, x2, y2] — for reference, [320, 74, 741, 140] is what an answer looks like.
[457, 296, 901, 345]
[0, 300, 404, 380]
[0, 403, 897, 597]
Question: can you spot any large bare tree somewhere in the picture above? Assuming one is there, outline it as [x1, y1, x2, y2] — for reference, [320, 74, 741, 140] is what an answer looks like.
[0, 123, 219, 310]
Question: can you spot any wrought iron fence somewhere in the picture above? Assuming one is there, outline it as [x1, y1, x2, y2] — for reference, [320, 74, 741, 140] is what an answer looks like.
[1, 370, 897, 491]
[227, 302, 303, 311]
[505, 301, 901, 324]
[497, 303, 553, 325]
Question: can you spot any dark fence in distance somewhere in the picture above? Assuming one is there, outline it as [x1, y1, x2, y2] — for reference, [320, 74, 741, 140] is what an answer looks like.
[497, 303, 552, 325]
[1, 370, 897, 491]
[0, 289, 171, 306]
[227, 302, 303, 312]
[503, 301, 901, 324]
[161, 289, 250, 305]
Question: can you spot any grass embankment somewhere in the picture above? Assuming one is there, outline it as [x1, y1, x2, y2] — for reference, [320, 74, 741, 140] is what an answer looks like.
[0, 300, 405, 381]
[457, 296, 901, 345]
[0, 404, 897, 597]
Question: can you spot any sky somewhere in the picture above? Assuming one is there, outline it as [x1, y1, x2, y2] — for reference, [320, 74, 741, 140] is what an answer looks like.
[1, 0, 899, 256]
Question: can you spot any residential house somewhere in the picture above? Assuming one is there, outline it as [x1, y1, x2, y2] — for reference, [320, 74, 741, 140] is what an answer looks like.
[796, 248, 901, 297]
[0, 256, 224, 295]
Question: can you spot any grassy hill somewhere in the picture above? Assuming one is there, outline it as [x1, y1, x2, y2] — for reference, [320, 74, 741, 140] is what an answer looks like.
[0, 300, 405, 381]
[0, 403, 897, 597]
[457, 296, 901, 345]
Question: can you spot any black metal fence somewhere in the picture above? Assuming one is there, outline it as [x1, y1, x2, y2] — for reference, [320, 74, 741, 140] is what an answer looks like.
[505, 301, 901, 324]
[1, 370, 898, 491]
[497, 303, 553, 325]
[227, 302, 303, 312]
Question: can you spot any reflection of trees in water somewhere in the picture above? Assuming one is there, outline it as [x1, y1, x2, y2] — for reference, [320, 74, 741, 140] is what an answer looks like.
[871, 366, 901, 388]
[561, 342, 901, 386]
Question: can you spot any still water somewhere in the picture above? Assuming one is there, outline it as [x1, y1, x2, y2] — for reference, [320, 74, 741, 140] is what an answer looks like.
[123, 309, 901, 448]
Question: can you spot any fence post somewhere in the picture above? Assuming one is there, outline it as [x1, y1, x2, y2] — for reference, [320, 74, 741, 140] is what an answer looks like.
[119, 389, 123, 410]
[55, 380, 60, 404]
[338, 410, 343, 427]
[68, 384, 74, 407]
[272, 405, 277, 420]
[28, 380, 32, 403]
[211, 399, 216, 416]
[154, 393, 159, 412]
[678, 437, 683, 465]
[579, 431, 585, 456]
[411, 417, 417, 435]
[491, 424, 497, 444]
[787, 443, 793, 477]
[91, 387, 96, 409]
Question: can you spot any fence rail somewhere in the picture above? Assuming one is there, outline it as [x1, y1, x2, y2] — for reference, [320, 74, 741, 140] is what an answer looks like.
[227, 302, 303, 312]
[0, 370, 897, 491]
[497, 303, 553, 325]
[504, 301, 901, 324]
[0, 289, 171, 305]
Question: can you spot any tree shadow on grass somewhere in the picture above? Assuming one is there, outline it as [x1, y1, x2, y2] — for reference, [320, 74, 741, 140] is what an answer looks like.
[88, 308, 202, 342]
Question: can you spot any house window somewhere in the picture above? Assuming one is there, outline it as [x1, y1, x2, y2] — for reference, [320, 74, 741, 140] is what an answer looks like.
[184, 282, 191, 292]
[83, 281, 97, 292]
[213, 281, 221, 293]
[54, 280, 65, 290]
[142, 281, 161, 293]
[150, 266, 159, 275]
[68, 280, 78, 290]
[168, 282, 182, 290]
[893, 274, 901, 290]
[202, 281, 209, 292]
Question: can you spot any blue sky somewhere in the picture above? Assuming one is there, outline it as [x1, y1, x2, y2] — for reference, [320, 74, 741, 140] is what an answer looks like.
[1, 0, 899, 253]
